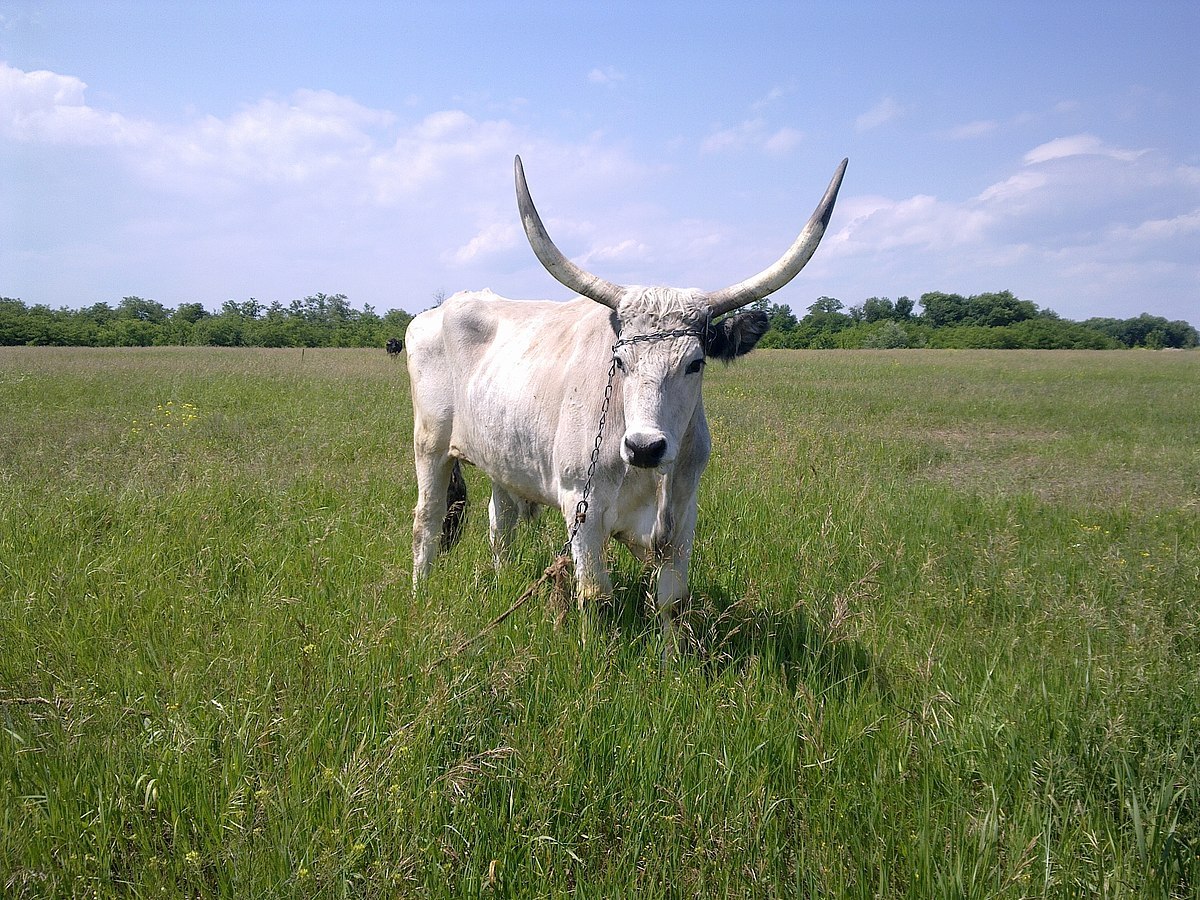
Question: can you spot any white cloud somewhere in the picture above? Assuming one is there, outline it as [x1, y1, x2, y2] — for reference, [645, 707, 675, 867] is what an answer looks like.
[701, 119, 801, 156]
[836, 136, 1192, 268]
[1110, 209, 1200, 242]
[1176, 165, 1200, 188]
[158, 90, 396, 188]
[855, 96, 903, 132]
[947, 119, 998, 140]
[751, 86, 786, 110]
[1023, 133, 1146, 165]
[830, 193, 990, 257]
[445, 221, 521, 266]
[698, 87, 804, 157]
[587, 66, 625, 85]
[942, 101, 1090, 143]
[580, 238, 649, 266]
[368, 112, 519, 203]
[701, 118, 764, 154]
[0, 59, 536, 209]
[975, 171, 1049, 205]
[764, 127, 803, 156]
[0, 61, 152, 145]
[0, 62, 411, 195]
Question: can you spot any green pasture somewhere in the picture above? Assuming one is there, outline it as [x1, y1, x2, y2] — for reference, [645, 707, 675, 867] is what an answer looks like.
[1, 346, 1197, 897]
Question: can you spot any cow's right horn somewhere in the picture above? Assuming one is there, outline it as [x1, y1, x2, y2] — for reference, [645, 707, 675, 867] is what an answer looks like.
[705, 158, 848, 317]
[515, 156, 625, 310]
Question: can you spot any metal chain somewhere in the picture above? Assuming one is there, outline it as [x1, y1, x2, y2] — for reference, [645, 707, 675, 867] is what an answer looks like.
[613, 326, 708, 350]
[558, 323, 708, 561]
[560, 349, 618, 558]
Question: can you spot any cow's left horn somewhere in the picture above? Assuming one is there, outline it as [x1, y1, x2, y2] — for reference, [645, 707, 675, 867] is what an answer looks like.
[705, 158, 848, 317]
[515, 155, 625, 310]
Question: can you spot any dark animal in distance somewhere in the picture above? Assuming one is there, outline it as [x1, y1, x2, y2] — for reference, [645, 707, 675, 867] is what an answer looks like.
[385, 337, 403, 356]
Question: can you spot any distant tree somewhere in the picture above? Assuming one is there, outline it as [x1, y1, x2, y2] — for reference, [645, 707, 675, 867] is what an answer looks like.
[764, 296, 853, 347]
[82, 301, 117, 325]
[1004, 318, 1120, 349]
[765, 302, 797, 332]
[754, 299, 803, 348]
[117, 296, 169, 323]
[860, 296, 896, 323]
[326, 293, 353, 324]
[105, 317, 159, 346]
[967, 290, 1037, 327]
[173, 302, 209, 324]
[1082, 313, 1197, 348]
[859, 320, 911, 348]
[804, 297, 851, 331]
[9, 303, 58, 345]
[808, 296, 844, 316]
[220, 298, 264, 320]
[919, 291, 970, 328]
[251, 320, 294, 347]
[0, 297, 29, 344]
[382, 308, 414, 338]
[1164, 319, 1200, 348]
[160, 302, 206, 344]
[193, 311, 245, 346]
[288, 296, 313, 321]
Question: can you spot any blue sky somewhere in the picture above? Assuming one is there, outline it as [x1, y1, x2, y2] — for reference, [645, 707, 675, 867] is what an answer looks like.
[2, 1, 1197, 323]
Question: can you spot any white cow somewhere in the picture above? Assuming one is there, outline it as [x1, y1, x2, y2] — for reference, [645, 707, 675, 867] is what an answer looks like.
[408, 156, 847, 639]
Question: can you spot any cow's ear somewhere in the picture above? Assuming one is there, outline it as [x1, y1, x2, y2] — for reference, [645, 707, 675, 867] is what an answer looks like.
[706, 310, 769, 362]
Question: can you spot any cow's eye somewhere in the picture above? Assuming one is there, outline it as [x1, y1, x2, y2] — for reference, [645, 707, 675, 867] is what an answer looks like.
[685, 358, 705, 374]
[613, 356, 626, 372]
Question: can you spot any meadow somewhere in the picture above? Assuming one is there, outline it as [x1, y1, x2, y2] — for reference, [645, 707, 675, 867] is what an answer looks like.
[1, 345, 1197, 898]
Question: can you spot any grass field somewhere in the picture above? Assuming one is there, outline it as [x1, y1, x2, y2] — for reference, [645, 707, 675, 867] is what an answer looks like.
[1, 346, 1197, 898]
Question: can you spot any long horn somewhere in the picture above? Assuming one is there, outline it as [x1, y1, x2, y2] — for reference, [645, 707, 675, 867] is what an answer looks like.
[705, 158, 848, 317]
[515, 155, 625, 310]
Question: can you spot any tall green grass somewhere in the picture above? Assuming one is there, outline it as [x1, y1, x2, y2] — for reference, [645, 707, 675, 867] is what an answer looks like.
[2, 346, 1197, 897]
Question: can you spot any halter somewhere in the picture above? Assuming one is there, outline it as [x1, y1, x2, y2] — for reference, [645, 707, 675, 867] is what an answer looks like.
[612, 323, 709, 354]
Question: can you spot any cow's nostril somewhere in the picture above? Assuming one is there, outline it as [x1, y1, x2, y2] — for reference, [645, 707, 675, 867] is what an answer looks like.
[625, 435, 667, 467]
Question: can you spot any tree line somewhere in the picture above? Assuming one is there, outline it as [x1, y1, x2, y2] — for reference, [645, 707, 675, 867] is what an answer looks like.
[0, 294, 412, 349]
[753, 291, 1198, 350]
[1, 289, 1195, 350]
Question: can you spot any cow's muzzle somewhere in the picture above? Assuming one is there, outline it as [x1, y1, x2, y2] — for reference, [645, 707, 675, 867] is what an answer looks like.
[624, 432, 669, 469]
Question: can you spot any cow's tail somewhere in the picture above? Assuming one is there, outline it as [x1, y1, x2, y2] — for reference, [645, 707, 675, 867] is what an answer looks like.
[440, 459, 468, 552]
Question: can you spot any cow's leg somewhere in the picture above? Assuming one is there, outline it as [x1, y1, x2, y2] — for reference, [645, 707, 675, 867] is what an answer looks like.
[565, 511, 611, 646]
[653, 497, 698, 651]
[565, 505, 612, 609]
[488, 485, 521, 568]
[412, 450, 455, 587]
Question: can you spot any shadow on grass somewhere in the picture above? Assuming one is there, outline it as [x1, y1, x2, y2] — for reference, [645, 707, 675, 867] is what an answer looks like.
[596, 571, 885, 699]
[461, 527, 885, 699]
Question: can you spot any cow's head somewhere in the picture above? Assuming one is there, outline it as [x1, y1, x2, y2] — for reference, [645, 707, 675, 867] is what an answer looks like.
[515, 156, 847, 470]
